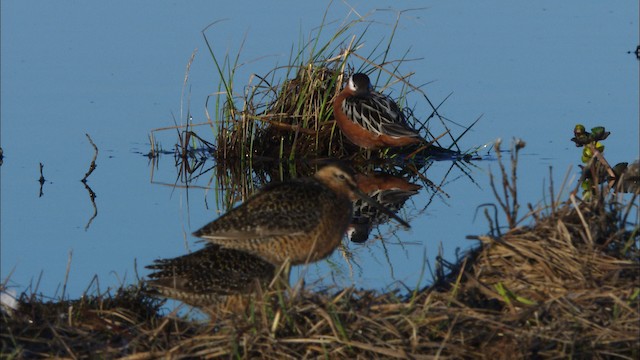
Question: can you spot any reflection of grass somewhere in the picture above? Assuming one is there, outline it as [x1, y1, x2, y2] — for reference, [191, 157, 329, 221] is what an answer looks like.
[3, 142, 638, 358]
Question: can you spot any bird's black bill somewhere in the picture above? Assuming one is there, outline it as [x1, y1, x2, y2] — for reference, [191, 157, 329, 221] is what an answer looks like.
[351, 188, 411, 229]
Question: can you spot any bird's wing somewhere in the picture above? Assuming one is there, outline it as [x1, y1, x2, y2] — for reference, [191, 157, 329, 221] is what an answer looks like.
[343, 92, 421, 139]
[193, 180, 324, 240]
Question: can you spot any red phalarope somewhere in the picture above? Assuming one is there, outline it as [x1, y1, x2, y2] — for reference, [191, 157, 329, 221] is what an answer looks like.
[333, 73, 424, 150]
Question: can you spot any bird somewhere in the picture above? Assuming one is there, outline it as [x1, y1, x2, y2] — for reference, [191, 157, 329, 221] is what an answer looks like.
[333, 72, 424, 150]
[192, 162, 410, 266]
[146, 244, 275, 307]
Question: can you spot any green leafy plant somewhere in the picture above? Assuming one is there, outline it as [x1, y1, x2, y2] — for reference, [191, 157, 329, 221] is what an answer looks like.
[571, 124, 638, 197]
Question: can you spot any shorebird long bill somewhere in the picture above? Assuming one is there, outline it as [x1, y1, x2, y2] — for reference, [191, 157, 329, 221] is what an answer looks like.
[351, 187, 411, 229]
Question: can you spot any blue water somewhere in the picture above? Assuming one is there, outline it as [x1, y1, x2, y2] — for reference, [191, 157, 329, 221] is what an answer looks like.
[2, 1, 638, 301]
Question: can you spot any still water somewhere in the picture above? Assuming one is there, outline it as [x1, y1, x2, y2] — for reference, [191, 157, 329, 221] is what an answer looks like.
[2, 1, 637, 302]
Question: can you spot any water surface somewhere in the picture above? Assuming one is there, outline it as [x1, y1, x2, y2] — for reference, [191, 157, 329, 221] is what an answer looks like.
[2, 1, 637, 301]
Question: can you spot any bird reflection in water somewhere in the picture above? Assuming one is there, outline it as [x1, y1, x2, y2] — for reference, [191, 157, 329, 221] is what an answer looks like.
[348, 172, 421, 243]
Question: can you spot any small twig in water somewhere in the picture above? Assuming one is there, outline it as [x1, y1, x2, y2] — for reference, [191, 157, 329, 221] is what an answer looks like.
[83, 182, 98, 231]
[38, 162, 46, 197]
[82, 133, 98, 183]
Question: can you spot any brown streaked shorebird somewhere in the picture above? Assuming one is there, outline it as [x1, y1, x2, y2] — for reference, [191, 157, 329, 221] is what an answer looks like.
[146, 244, 275, 307]
[333, 72, 424, 150]
[192, 162, 410, 265]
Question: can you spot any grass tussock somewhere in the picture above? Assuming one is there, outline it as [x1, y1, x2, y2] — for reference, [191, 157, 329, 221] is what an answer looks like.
[3, 142, 638, 358]
[151, 9, 474, 168]
[209, 36, 468, 165]
[147, 9, 480, 218]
